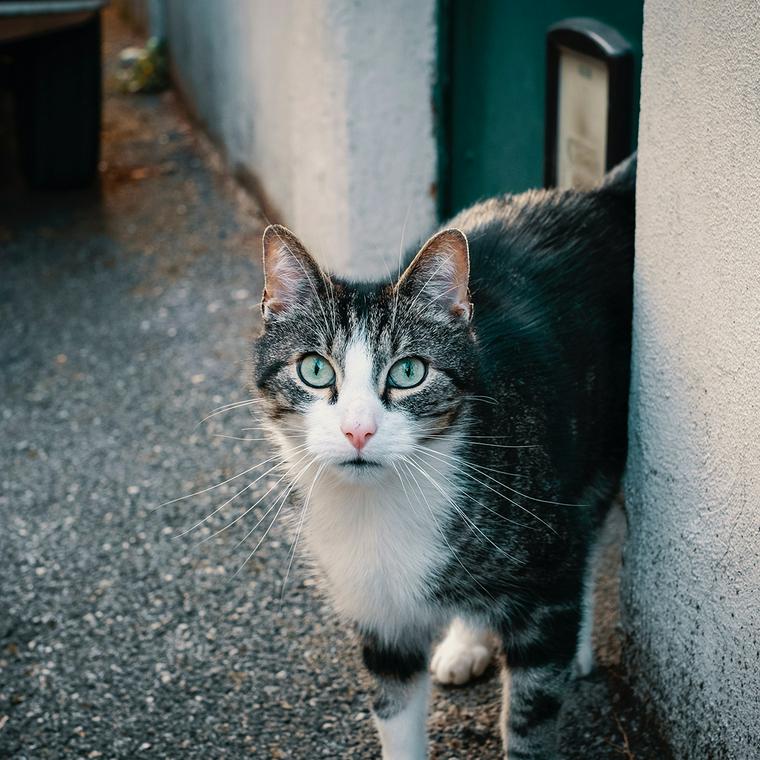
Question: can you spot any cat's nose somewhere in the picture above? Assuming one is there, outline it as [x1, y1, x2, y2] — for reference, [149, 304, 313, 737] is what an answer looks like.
[341, 420, 377, 451]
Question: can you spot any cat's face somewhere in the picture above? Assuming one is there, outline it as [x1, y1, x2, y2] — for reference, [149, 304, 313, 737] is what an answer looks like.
[252, 225, 477, 484]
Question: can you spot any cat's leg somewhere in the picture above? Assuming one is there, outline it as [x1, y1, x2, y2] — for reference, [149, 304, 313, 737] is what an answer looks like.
[362, 633, 431, 760]
[500, 607, 579, 759]
[430, 617, 495, 685]
[501, 661, 573, 759]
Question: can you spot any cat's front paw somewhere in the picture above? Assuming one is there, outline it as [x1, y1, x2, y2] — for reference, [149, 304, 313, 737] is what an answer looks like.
[430, 619, 495, 685]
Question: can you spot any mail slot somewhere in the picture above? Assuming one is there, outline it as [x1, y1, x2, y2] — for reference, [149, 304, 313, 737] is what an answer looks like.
[544, 18, 635, 189]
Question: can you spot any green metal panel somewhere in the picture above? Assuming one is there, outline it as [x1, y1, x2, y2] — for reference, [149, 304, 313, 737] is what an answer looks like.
[439, 0, 643, 217]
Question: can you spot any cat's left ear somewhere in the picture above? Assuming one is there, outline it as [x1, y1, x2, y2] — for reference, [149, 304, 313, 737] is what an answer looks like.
[261, 224, 326, 320]
[397, 228, 472, 320]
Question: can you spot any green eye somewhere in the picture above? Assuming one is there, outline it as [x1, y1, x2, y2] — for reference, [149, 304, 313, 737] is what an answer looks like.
[387, 357, 427, 389]
[297, 353, 336, 388]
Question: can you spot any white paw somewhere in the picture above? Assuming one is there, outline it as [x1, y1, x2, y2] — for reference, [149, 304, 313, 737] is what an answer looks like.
[430, 619, 495, 686]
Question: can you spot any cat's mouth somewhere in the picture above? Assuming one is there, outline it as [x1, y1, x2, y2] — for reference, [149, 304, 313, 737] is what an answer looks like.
[340, 457, 381, 468]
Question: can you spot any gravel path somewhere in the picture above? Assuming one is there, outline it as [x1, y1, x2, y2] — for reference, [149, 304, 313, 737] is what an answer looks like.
[0, 11, 668, 759]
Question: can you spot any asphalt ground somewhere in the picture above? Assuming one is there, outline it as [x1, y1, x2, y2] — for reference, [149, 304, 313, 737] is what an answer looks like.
[0, 10, 669, 759]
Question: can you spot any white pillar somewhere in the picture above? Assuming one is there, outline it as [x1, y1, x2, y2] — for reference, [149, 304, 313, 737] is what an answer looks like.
[165, 0, 438, 279]
[624, 1, 760, 756]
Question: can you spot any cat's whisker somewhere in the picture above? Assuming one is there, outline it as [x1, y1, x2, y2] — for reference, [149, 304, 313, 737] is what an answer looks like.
[415, 422, 531, 445]
[240, 425, 307, 435]
[216, 428, 308, 442]
[418, 444, 585, 508]
[197, 485, 282, 547]
[280, 462, 326, 603]
[397, 201, 412, 281]
[194, 398, 265, 428]
[399, 459, 497, 601]
[428, 434, 537, 450]
[460, 395, 500, 406]
[232, 455, 320, 577]
[390, 461, 412, 504]
[200, 451, 311, 546]
[214, 435, 273, 442]
[451, 434, 531, 441]
[329, 281, 339, 334]
[152, 448, 304, 512]
[407, 448, 534, 531]
[174, 460, 283, 538]
[390, 201, 413, 332]
[413, 446, 558, 533]
[203, 398, 264, 414]
[405, 453, 521, 563]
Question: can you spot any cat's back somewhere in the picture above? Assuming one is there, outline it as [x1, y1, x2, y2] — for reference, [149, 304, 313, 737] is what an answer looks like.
[445, 162, 636, 491]
[448, 161, 636, 324]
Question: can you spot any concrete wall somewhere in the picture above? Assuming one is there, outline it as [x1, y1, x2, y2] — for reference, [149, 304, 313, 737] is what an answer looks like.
[162, 0, 438, 279]
[623, 0, 760, 756]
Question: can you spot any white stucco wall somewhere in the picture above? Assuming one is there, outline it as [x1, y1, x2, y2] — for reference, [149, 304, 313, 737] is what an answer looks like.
[624, 1, 760, 756]
[162, 0, 438, 279]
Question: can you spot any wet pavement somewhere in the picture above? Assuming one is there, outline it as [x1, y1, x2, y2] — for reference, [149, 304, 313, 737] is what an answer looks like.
[0, 10, 668, 759]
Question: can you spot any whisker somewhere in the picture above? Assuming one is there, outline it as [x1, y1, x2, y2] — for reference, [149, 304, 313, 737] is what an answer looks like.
[194, 398, 264, 428]
[390, 461, 412, 504]
[215, 430, 309, 443]
[399, 459, 497, 601]
[214, 435, 272, 442]
[426, 432, 538, 449]
[414, 447, 558, 533]
[152, 448, 305, 512]
[419, 444, 584, 507]
[232, 455, 319, 577]
[460, 395, 499, 406]
[240, 425, 308, 435]
[408, 448, 533, 530]
[174, 461, 283, 538]
[419, 429, 535, 441]
[390, 201, 413, 332]
[405, 454, 521, 562]
[280, 462, 325, 602]
[202, 451, 312, 545]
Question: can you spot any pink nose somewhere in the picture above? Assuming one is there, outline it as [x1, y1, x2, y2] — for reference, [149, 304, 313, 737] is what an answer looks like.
[341, 421, 377, 451]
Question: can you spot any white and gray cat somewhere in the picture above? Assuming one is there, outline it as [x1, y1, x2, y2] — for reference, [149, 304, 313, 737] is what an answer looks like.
[251, 157, 636, 759]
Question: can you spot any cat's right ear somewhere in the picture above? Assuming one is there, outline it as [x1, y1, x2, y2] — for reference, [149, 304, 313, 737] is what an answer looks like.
[397, 228, 472, 321]
[261, 224, 325, 319]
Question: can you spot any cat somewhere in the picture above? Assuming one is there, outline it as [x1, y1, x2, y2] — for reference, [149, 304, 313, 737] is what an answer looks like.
[251, 155, 636, 759]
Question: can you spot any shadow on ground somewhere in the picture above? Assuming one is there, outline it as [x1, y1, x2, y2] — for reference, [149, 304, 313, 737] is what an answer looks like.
[0, 10, 669, 759]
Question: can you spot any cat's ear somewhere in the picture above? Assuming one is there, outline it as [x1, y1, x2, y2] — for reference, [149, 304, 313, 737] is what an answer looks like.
[261, 224, 326, 319]
[397, 228, 472, 320]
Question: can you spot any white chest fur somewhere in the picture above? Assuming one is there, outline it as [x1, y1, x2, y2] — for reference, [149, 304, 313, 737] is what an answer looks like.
[303, 471, 450, 642]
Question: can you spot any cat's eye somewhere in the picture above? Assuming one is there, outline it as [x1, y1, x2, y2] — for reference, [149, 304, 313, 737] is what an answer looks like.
[297, 353, 336, 388]
[387, 357, 427, 389]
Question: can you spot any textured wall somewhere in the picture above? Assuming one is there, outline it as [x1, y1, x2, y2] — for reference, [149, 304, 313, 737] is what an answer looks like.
[623, 1, 760, 756]
[163, 0, 437, 278]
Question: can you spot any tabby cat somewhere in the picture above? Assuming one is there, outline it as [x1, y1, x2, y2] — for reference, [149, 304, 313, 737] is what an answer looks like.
[251, 156, 636, 759]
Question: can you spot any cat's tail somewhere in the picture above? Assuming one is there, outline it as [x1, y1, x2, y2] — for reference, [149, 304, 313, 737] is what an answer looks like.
[600, 151, 637, 194]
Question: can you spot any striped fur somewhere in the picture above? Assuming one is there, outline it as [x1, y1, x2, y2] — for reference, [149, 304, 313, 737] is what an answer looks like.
[252, 157, 636, 758]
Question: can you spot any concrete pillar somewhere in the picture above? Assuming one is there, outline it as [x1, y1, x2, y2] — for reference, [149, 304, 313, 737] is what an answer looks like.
[623, 1, 760, 756]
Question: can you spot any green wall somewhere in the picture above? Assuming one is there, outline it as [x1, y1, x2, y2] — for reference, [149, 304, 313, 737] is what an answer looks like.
[439, 0, 644, 217]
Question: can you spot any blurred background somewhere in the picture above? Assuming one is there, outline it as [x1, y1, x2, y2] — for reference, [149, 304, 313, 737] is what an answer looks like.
[1, 1, 757, 758]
